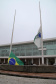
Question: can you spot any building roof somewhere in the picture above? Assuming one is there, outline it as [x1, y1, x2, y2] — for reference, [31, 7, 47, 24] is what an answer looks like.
[0, 37, 56, 47]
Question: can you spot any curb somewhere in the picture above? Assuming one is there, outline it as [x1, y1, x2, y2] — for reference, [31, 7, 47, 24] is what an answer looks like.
[0, 72, 56, 80]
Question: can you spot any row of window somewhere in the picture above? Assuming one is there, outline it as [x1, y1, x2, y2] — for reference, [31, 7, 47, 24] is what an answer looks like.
[0, 41, 56, 56]
[1, 49, 56, 56]
[0, 41, 56, 49]
[0, 50, 46, 56]
[0, 49, 56, 56]
[43, 41, 56, 45]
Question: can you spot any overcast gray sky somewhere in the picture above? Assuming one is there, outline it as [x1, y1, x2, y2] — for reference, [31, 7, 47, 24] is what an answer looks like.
[0, 0, 56, 45]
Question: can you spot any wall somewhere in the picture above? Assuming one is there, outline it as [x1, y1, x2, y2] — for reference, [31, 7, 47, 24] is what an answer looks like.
[0, 64, 56, 73]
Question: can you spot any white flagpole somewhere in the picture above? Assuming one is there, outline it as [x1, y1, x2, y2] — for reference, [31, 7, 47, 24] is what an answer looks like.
[9, 10, 16, 55]
[39, 2, 44, 64]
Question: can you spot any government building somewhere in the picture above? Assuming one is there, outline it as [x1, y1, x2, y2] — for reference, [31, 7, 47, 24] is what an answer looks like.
[0, 37, 56, 65]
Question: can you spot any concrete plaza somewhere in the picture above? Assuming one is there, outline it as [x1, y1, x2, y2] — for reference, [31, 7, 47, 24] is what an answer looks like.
[0, 75, 56, 84]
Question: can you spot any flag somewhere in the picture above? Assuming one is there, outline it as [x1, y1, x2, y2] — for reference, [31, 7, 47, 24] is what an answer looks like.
[8, 52, 24, 65]
[34, 27, 41, 48]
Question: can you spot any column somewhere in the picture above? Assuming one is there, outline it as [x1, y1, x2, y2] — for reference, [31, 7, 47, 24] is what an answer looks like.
[24, 59, 26, 65]
[39, 58, 40, 65]
[25, 59, 26, 62]
[0, 59, 1, 64]
[55, 58, 56, 64]
[4, 59, 5, 64]
[31, 58, 33, 64]
[46, 58, 48, 65]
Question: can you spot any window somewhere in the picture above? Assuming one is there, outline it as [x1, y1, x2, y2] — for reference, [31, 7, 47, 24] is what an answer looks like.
[26, 52, 32, 56]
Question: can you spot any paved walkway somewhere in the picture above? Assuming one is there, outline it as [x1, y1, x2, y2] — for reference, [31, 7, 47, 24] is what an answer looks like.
[0, 75, 56, 84]
[0, 70, 56, 79]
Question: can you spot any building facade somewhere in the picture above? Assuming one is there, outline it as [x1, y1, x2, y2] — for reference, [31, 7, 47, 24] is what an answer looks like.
[0, 38, 56, 65]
